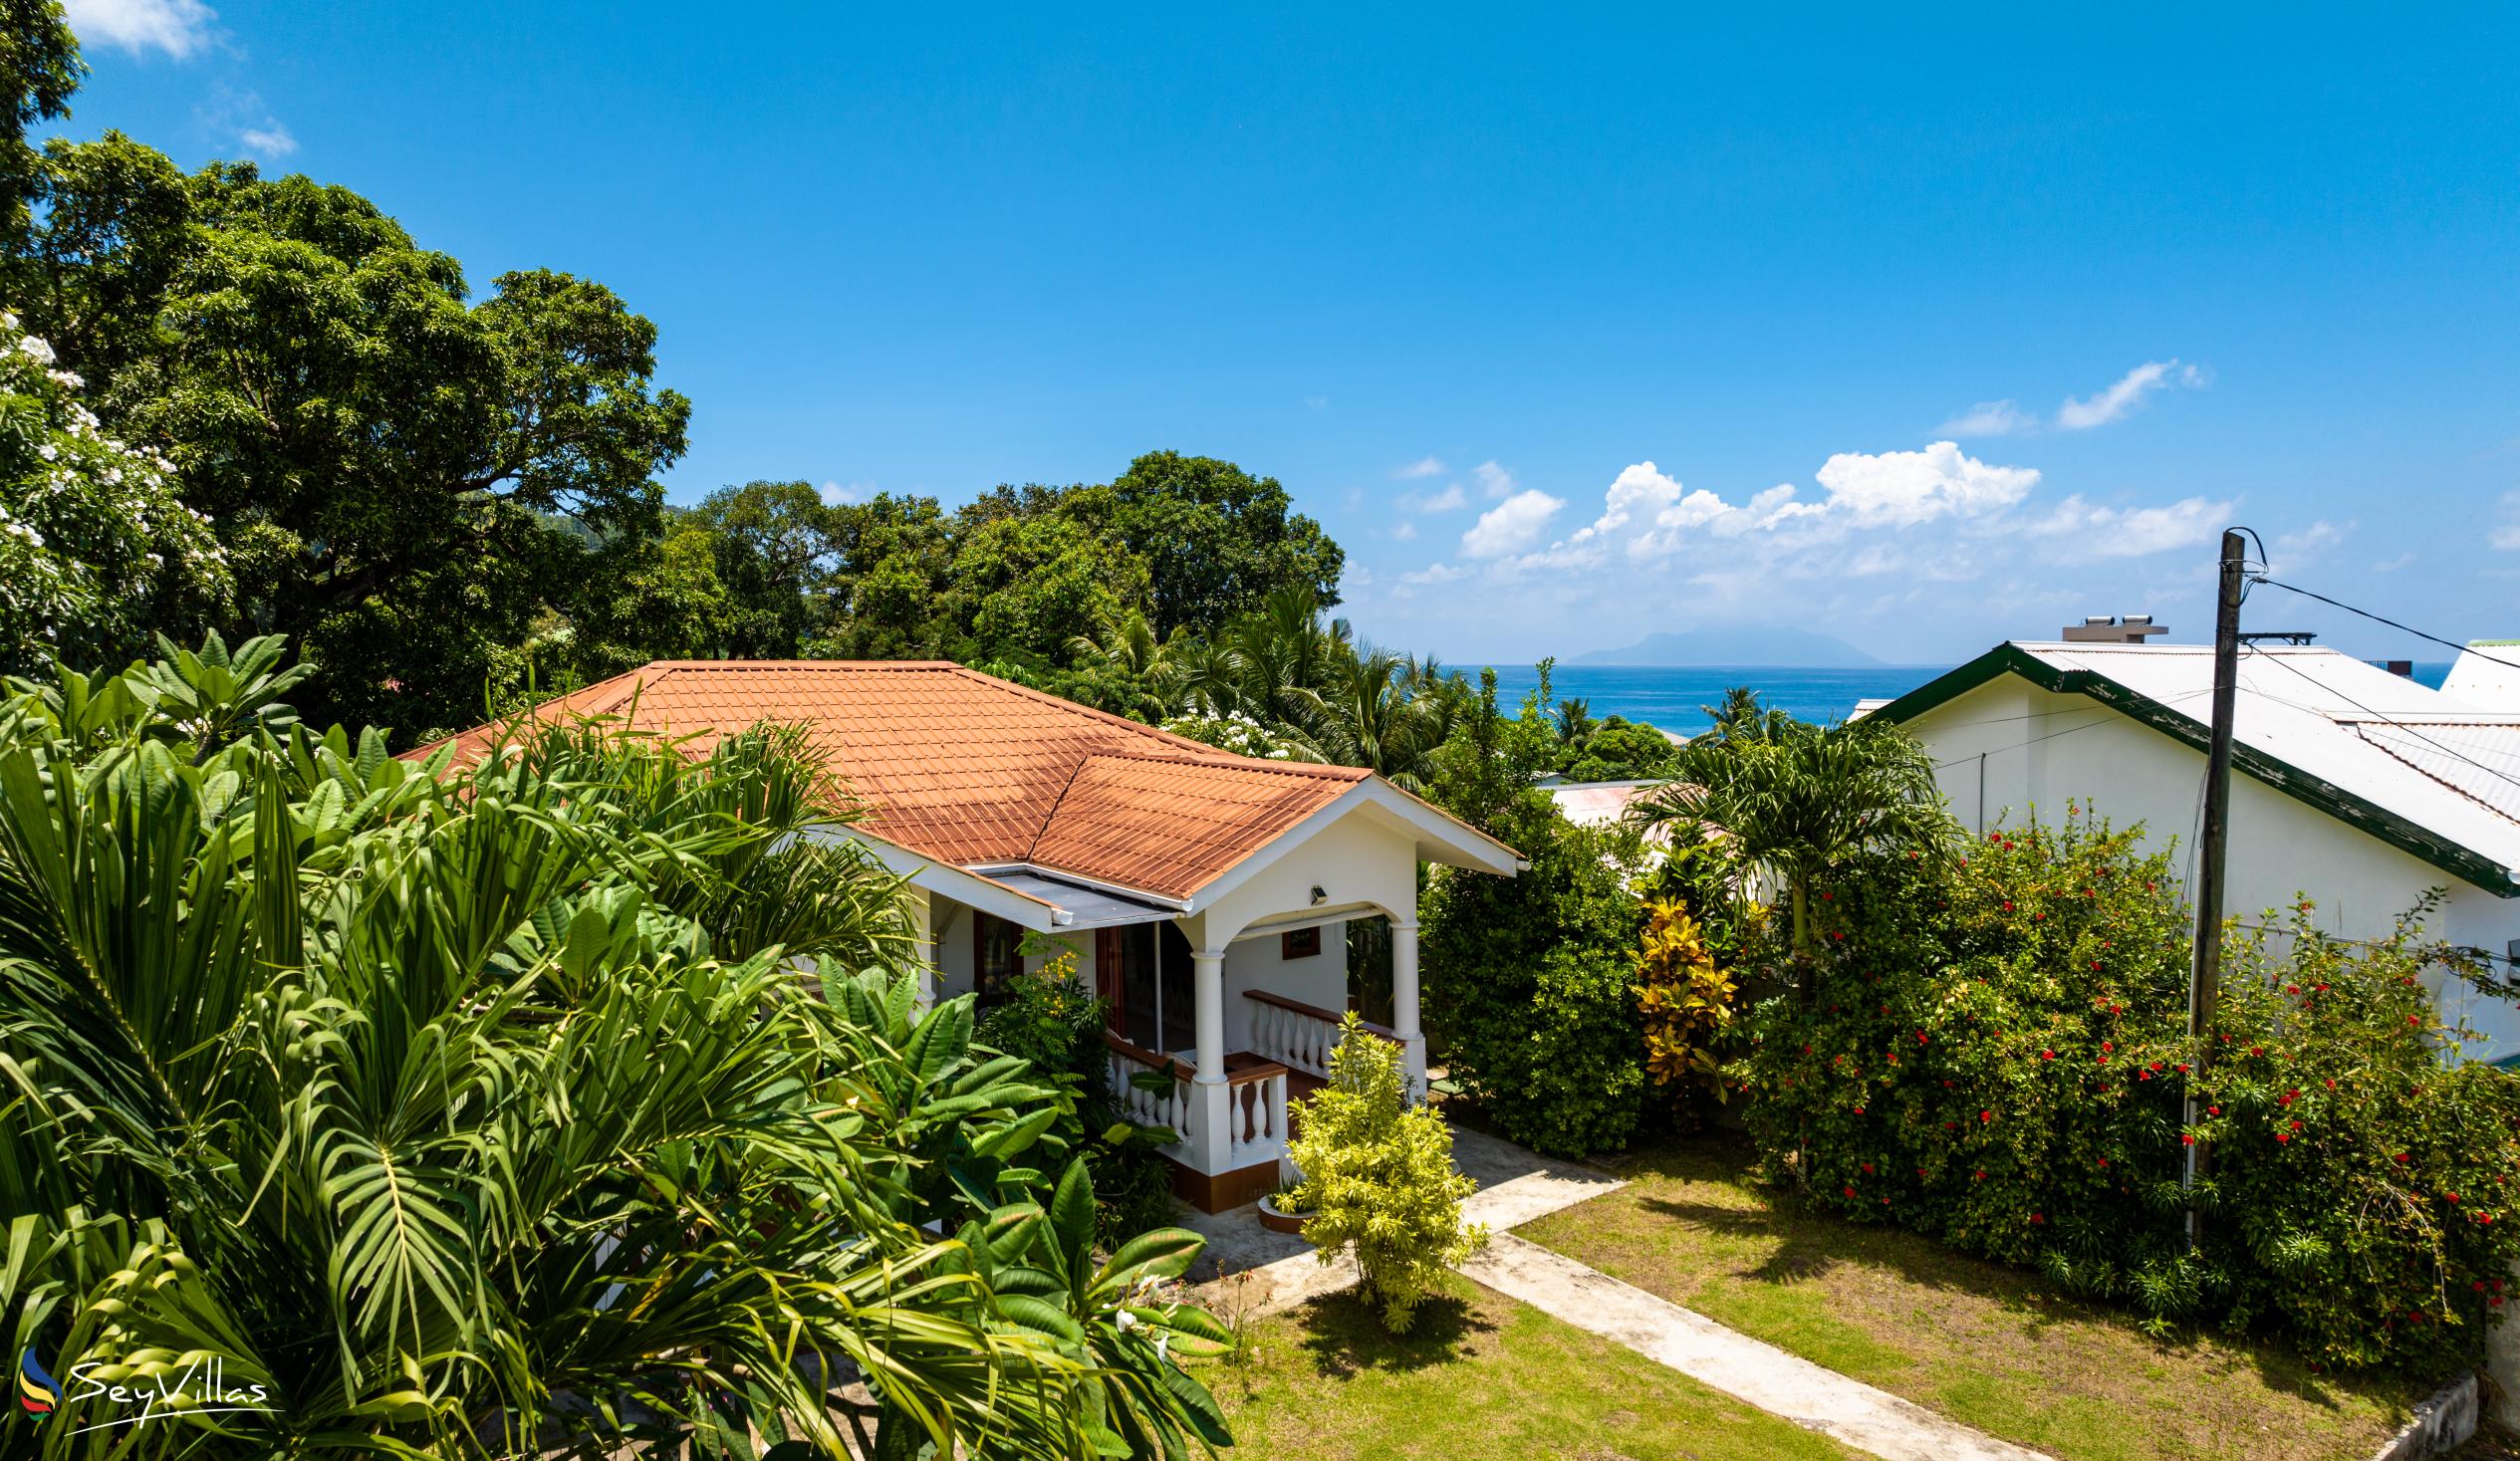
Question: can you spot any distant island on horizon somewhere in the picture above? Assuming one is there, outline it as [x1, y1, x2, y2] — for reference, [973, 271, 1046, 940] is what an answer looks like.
[1568, 626, 1885, 668]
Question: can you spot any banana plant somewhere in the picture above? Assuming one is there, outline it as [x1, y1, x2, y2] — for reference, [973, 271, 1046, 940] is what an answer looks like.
[969, 1158, 1234, 1459]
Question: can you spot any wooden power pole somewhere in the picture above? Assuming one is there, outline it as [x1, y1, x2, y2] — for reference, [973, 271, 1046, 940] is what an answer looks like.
[2184, 528, 2248, 1242]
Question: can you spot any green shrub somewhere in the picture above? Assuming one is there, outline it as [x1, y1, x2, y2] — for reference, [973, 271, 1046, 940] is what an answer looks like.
[1734, 808, 2520, 1370]
[1421, 792, 1652, 1156]
[1291, 1013, 1488, 1333]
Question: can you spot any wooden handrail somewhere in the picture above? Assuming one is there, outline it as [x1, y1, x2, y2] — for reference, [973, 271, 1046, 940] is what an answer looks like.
[1225, 1059, 1291, 1088]
[1100, 1030, 1190, 1081]
[1241, 988, 1398, 1041]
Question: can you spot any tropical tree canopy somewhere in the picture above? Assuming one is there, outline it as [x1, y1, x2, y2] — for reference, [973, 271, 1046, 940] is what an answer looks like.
[1634, 701, 1960, 956]
[0, 633, 1230, 1458]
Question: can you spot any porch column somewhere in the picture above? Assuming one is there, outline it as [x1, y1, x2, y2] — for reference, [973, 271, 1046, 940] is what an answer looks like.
[1191, 948, 1231, 1171]
[908, 890, 936, 1008]
[1390, 918, 1427, 1101]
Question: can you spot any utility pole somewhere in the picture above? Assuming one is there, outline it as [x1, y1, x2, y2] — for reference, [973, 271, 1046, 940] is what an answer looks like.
[2184, 528, 2247, 1244]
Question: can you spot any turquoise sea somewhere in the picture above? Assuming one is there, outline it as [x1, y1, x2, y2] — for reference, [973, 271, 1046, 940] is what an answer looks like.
[1482, 661, 2456, 735]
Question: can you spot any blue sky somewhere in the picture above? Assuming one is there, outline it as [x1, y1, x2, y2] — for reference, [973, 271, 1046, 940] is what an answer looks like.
[58, 2, 2520, 664]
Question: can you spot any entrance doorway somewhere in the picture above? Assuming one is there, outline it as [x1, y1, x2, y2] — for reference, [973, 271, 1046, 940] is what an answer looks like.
[1096, 921, 1195, 1055]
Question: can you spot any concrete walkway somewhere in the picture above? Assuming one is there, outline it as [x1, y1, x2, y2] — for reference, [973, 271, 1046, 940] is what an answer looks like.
[1459, 1232, 2050, 1461]
[1183, 1116, 2048, 1461]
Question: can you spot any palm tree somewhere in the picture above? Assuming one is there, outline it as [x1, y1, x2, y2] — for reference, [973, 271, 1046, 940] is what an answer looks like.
[1301, 648, 1443, 792]
[1553, 696, 1595, 744]
[1634, 715, 1958, 960]
[1699, 684, 1802, 744]
[0, 634, 1217, 1458]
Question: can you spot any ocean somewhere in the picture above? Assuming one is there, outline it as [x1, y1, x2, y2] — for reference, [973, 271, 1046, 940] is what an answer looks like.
[1479, 661, 2456, 735]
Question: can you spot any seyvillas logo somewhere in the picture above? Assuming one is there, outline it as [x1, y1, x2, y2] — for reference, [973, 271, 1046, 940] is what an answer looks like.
[18, 1346, 61, 1415]
[15, 1348, 275, 1434]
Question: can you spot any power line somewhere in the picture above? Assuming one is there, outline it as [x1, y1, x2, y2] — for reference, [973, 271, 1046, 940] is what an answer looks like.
[2240, 640, 2520, 801]
[2253, 578, 2520, 673]
[1929, 684, 2217, 770]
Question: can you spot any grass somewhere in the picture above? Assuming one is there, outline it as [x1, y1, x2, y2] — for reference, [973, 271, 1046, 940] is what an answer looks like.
[1516, 1133, 2429, 1461]
[1194, 1271, 1862, 1461]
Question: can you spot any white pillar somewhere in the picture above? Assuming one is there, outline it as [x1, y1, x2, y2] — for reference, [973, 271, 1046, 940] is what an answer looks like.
[1390, 918, 1426, 1101]
[908, 890, 937, 1009]
[1191, 948, 1231, 1172]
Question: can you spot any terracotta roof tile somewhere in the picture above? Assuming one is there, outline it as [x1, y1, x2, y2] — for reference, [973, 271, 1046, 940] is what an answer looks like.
[407, 660, 1366, 897]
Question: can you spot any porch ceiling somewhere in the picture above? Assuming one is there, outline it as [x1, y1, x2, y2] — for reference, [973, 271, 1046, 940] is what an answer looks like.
[982, 868, 1179, 928]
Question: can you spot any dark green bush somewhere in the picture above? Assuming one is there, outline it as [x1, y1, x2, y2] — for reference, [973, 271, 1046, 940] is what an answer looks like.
[1422, 792, 1651, 1156]
[1736, 809, 2520, 1371]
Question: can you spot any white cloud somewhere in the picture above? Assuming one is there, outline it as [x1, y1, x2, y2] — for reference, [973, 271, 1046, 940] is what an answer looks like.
[1403, 483, 1465, 513]
[238, 122, 296, 158]
[1460, 488, 1565, 559]
[2056, 360, 2207, 430]
[194, 85, 295, 160]
[2015, 493, 2231, 557]
[1472, 460, 1515, 499]
[820, 479, 873, 504]
[65, 0, 217, 58]
[1391, 456, 1444, 480]
[2373, 551, 2417, 573]
[2273, 520, 2346, 566]
[1391, 520, 1417, 541]
[1938, 399, 2037, 437]
[2493, 494, 2520, 552]
[1812, 441, 2041, 528]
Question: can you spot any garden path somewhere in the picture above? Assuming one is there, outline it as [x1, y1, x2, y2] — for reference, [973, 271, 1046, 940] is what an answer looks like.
[1184, 1119, 2049, 1461]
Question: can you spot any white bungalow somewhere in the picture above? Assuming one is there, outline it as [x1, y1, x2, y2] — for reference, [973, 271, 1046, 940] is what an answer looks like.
[1874, 640, 2520, 1058]
[419, 659, 1521, 1210]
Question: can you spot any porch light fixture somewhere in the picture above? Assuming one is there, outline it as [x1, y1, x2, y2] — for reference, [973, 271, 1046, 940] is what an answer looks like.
[1309, 884, 1326, 905]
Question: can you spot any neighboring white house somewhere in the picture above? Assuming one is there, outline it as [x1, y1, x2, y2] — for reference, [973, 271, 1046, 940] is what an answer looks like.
[1870, 640, 2520, 1059]
[416, 659, 1523, 1211]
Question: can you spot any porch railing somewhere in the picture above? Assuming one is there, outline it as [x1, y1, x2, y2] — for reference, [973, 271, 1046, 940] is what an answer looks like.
[1102, 1033, 1191, 1144]
[1241, 990, 1397, 1081]
[1224, 1060, 1292, 1163]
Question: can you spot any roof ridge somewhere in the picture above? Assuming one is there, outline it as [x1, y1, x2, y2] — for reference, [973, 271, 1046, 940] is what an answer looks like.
[1077, 747, 1371, 779]
[932, 662, 1245, 758]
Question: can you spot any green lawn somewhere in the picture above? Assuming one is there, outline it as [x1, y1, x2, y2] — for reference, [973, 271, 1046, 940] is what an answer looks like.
[1194, 1272, 1861, 1461]
[1516, 1134, 2427, 1461]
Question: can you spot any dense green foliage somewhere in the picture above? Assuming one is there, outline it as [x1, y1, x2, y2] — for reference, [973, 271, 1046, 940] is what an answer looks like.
[0, 635, 1232, 1457]
[1419, 670, 1659, 1156]
[1289, 1014, 1488, 1334]
[1734, 811, 2520, 1372]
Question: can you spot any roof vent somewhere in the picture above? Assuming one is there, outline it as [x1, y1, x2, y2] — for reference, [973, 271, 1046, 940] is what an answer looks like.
[2062, 614, 2170, 644]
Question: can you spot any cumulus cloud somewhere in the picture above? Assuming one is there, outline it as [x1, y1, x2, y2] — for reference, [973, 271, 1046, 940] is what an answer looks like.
[1938, 399, 2037, 437]
[238, 122, 296, 157]
[1403, 483, 1465, 513]
[65, 0, 217, 58]
[1460, 488, 1565, 559]
[1391, 520, 1417, 541]
[1391, 456, 1444, 480]
[2056, 360, 2207, 430]
[1812, 441, 2041, 528]
[2015, 494, 2232, 557]
[2274, 520, 2346, 566]
[2373, 551, 2417, 573]
[1472, 460, 1515, 499]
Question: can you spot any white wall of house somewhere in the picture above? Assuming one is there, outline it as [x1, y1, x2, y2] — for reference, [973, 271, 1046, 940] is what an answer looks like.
[1907, 675, 2520, 1059]
[1221, 921, 1349, 1055]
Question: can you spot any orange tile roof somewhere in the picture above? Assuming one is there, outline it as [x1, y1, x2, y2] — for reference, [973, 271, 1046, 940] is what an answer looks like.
[407, 660, 1371, 899]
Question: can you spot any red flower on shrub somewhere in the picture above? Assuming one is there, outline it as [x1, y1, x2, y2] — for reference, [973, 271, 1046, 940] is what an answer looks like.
[2181, 1134, 2195, 1146]
[2029, 1212, 2045, 1224]
[2276, 1133, 2291, 1143]
[1862, 1163, 1874, 1174]
[2102, 1041, 2114, 1052]
[2208, 1105, 2221, 1115]
[1845, 1185, 1858, 1198]
[1973, 1170, 1985, 1180]
[2041, 1050, 2055, 1061]
[1981, 1109, 1993, 1123]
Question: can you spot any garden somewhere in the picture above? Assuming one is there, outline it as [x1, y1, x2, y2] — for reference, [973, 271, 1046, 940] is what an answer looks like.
[1409, 684, 2520, 1447]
